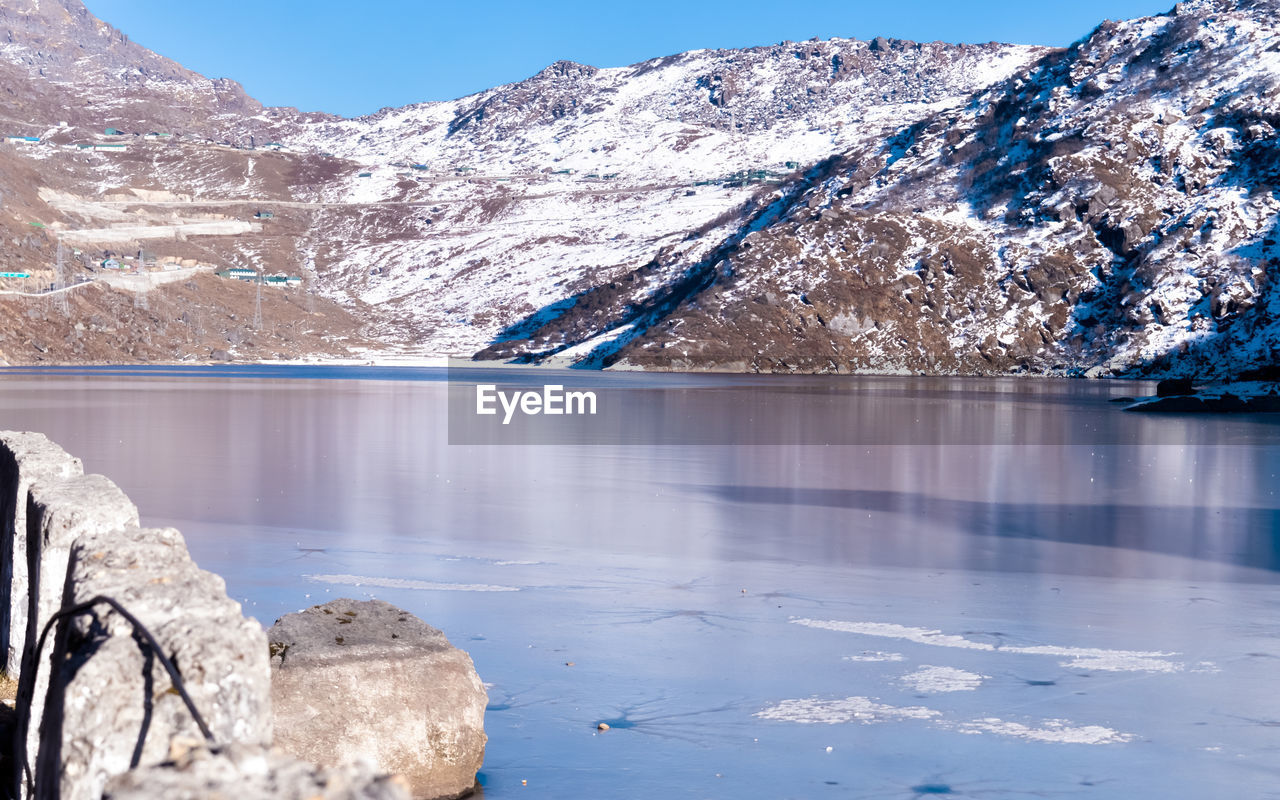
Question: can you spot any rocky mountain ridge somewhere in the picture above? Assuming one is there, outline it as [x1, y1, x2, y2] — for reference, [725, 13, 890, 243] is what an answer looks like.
[487, 0, 1280, 378]
[0, 0, 299, 140]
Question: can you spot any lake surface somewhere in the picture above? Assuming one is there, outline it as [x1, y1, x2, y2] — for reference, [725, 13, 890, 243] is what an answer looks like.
[1, 365, 1278, 799]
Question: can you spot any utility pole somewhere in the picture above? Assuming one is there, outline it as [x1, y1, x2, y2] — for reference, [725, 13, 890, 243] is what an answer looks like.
[54, 240, 68, 315]
[253, 270, 263, 330]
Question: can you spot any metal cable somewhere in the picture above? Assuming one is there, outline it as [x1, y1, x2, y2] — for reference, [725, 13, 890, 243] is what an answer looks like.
[9, 595, 216, 800]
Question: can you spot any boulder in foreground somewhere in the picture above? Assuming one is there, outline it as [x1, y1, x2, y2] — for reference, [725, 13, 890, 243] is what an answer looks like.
[268, 599, 486, 800]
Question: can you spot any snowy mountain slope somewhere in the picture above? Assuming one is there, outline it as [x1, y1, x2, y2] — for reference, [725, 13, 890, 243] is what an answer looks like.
[286, 38, 1047, 351]
[496, 0, 1280, 377]
[292, 38, 1044, 180]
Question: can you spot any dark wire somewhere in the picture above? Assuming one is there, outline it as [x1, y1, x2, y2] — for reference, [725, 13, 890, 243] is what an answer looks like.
[10, 595, 217, 800]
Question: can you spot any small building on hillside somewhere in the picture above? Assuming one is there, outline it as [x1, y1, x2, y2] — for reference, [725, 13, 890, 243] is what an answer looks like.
[104, 128, 123, 136]
[264, 275, 303, 287]
[216, 267, 258, 282]
[254, 210, 274, 220]
[4, 136, 39, 144]
[101, 258, 120, 270]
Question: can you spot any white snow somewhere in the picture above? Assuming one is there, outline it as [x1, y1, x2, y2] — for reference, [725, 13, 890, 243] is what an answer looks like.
[755, 696, 941, 725]
[898, 665, 988, 693]
[951, 717, 1135, 745]
[791, 619, 1183, 673]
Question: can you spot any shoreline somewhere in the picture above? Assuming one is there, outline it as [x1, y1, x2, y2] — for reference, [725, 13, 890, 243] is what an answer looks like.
[0, 355, 1170, 382]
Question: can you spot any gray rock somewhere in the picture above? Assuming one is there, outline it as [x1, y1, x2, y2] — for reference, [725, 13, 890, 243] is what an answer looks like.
[24, 473, 138, 780]
[103, 742, 412, 800]
[268, 599, 486, 800]
[36, 526, 272, 800]
[0, 431, 83, 677]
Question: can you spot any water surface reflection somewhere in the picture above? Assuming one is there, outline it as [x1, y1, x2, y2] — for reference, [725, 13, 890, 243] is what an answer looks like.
[0, 367, 1277, 798]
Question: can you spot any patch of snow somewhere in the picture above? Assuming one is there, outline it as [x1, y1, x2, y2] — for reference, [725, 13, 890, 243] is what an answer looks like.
[898, 665, 987, 693]
[306, 573, 520, 592]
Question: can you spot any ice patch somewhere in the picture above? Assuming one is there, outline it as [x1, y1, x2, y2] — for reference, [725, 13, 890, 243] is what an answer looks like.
[755, 696, 941, 725]
[899, 665, 987, 693]
[1053, 653, 1183, 673]
[306, 573, 520, 592]
[794, 620, 996, 650]
[844, 651, 905, 662]
[951, 717, 1135, 745]
[792, 619, 1182, 673]
[756, 700, 1133, 745]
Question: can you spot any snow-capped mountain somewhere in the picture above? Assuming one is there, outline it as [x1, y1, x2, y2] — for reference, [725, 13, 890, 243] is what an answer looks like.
[284, 38, 1046, 354]
[3, 0, 1276, 377]
[0, 0, 1050, 364]
[490, 0, 1280, 377]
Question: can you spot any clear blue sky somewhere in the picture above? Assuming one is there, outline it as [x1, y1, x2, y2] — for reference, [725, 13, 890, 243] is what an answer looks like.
[83, 0, 1174, 118]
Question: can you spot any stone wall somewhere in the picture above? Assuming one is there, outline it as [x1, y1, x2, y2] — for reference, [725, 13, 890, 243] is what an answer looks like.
[0, 432, 407, 800]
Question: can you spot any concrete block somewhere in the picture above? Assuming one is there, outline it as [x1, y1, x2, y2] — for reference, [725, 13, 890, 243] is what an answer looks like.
[269, 599, 486, 800]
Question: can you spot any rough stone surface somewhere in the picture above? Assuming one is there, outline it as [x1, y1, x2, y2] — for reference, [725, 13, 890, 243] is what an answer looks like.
[268, 599, 486, 800]
[0, 431, 82, 677]
[23, 473, 137, 780]
[25, 474, 138, 653]
[36, 526, 272, 800]
[102, 743, 412, 800]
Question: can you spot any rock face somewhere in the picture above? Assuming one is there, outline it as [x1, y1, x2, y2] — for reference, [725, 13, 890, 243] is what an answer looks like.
[268, 599, 487, 800]
[35, 525, 272, 800]
[103, 743, 411, 800]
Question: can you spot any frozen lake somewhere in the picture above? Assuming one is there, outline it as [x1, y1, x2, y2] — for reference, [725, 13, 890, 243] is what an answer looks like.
[1, 365, 1278, 798]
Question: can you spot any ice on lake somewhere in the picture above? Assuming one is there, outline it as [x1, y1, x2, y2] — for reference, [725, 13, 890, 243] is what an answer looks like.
[1, 365, 1277, 798]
